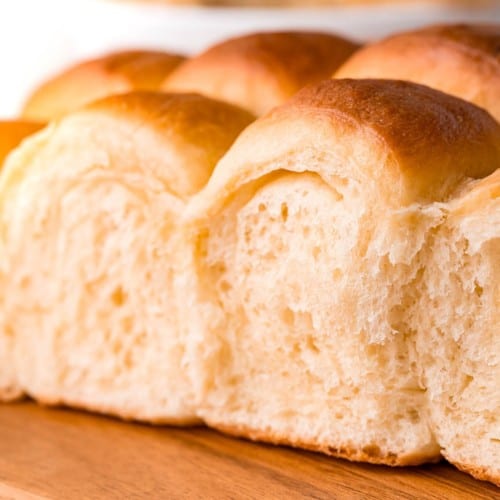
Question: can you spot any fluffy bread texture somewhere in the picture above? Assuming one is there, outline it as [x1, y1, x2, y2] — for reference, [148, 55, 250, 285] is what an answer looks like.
[182, 79, 500, 474]
[335, 24, 500, 122]
[21, 50, 185, 121]
[0, 92, 253, 421]
[0, 120, 45, 402]
[412, 170, 500, 485]
[162, 31, 359, 114]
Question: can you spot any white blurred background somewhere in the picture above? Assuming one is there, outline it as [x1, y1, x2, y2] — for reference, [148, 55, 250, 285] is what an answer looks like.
[0, 0, 498, 118]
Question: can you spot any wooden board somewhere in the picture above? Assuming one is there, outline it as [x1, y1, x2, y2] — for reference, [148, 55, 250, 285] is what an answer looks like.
[0, 402, 497, 499]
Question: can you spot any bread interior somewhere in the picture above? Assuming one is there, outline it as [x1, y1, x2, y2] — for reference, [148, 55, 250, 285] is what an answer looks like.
[192, 165, 442, 464]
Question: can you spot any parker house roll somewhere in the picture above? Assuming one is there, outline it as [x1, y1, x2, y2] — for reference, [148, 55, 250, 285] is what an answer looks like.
[335, 24, 500, 122]
[0, 92, 253, 420]
[162, 31, 359, 115]
[22, 50, 185, 121]
[183, 79, 500, 476]
[0, 120, 45, 402]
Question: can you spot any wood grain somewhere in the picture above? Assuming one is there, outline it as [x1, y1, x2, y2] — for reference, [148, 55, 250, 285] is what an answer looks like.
[0, 402, 497, 499]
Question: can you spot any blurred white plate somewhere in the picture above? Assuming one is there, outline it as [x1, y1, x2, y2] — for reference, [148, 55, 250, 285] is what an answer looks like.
[0, 0, 498, 118]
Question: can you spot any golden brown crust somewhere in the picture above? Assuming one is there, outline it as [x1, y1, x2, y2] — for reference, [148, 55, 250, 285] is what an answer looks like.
[97, 50, 185, 89]
[209, 421, 442, 466]
[0, 121, 45, 166]
[163, 31, 359, 114]
[192, 79, 500, 220]
[289, 79, 499, 171]
[335, 24, 500, 121]
[419, 23, 500, 58]
[22, 50, 185, 121]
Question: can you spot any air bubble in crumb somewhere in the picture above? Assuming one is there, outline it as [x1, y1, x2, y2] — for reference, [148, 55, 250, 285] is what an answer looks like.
[111, 287, 127, 307]
[281, 203, 288, 222]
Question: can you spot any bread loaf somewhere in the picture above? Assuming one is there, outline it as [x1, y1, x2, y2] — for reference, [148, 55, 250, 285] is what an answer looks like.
[335, 24, 500, 122]
[1, 28, 499, 485]
[181, 79, 500, 471]
[22, 50, 185, 121]
[0, 92, 253, 421]
[162, 31, 359, 114]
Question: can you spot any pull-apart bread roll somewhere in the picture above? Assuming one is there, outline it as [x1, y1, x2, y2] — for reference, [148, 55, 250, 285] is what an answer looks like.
[0, 120, 45, 401]
[413, 169, 500, 484]
[183, 79, 500, 471]
[22, 50, 185, 121]
[335, 24, 500, 122]
[162, 31, 359, 115]
[0, 92, 253, 420]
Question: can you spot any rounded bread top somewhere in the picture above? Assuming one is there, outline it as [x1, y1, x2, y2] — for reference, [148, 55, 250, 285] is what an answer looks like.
[162, 31, 359, 115]
[11, 92, 254, 199]
[190, 78, 500, 217]
[22, 50, 185, 121]
[335, 24, 500, 121]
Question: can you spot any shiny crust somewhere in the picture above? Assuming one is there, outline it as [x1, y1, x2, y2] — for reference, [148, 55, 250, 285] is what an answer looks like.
[190, 78, 500, 221]
[335, 24, 500, 121]
[162, 31, 359, 114]
[22, 50, 185, 120]
[209, 421, 442, 466]
[0, 121, 45, 165]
